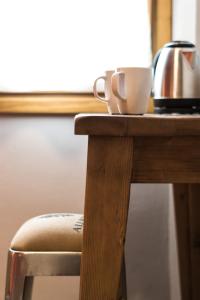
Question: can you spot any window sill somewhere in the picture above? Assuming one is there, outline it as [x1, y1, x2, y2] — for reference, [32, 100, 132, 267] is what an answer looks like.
[0, 93, 107, 114]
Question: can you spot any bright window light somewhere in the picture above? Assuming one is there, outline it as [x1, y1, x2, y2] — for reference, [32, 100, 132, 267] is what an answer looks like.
[0, 0, 151, 92]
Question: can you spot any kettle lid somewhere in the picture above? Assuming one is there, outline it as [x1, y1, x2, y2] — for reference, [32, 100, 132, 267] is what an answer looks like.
[164, 41, 195, 48]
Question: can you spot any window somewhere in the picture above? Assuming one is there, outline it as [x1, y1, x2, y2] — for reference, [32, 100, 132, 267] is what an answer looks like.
[0, 0, 171, 113]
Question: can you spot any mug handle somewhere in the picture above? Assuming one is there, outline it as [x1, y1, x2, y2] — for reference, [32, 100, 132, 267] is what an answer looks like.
[111, 72, 126, 101]
[93, 76, 109, 103]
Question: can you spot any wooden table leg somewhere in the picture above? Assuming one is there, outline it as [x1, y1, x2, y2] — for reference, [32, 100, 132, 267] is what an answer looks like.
[79, 136, 133, 300]
[173, 184, 200, 300]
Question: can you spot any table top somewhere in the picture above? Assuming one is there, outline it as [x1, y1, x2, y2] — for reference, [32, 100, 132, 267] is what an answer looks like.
[74, 113, 200, 136]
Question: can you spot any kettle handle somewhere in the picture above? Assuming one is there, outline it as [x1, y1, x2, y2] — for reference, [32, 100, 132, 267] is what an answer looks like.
[152, 48, 162, 77]
[151, 48, 162, 96]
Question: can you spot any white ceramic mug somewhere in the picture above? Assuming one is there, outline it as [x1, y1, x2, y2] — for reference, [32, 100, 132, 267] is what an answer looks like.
[93, 70, 119, 114]
[111, 67, 152, 114]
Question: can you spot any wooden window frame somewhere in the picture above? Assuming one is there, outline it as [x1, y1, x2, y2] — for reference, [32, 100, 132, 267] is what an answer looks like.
[150, 0, 172, 55]
[0, 0, 172, 114]
[0, 92, 106, 114]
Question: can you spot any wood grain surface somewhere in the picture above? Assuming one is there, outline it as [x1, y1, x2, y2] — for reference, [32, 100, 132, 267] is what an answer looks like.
[150, 0, 172, 54]
[75, 113, 200, 299]
[173, 184, 200, 300]
[79, 136, 133, 300]
[75, 114, 200, 136]
[132, 136, 200, 183]
[0, 93, 107, 114]
[173, 184, 192, 300]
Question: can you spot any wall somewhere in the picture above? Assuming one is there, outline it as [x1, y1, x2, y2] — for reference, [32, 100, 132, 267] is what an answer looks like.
[172, 0, 200, 50]
[0, 116, 87, 300]
[0, 116, 170, 300]
[172, 0, 196, 43]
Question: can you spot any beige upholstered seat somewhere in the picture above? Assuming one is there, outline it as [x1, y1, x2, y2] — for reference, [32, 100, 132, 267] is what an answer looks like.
[11, 213, 83, 252]
[5, 212, 127, 300]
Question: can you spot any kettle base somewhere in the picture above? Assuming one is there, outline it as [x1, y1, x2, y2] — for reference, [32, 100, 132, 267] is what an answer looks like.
[154, 99, 200, 114]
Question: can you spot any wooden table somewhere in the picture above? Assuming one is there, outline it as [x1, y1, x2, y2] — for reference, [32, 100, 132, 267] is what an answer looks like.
[75, 113, 200, 300]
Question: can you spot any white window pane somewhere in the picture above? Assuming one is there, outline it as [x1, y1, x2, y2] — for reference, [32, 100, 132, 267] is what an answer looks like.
[0, 0, 151, 92]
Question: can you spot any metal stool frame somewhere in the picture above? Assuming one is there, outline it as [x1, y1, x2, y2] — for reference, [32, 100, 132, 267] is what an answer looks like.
[5, 249, 127, 300]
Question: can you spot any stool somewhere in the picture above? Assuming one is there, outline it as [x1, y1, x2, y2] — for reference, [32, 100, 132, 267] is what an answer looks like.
[5, 213, 127, 300]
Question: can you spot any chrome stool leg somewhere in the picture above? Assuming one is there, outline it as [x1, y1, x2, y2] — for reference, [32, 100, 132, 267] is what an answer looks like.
[5, 251, 27, 300]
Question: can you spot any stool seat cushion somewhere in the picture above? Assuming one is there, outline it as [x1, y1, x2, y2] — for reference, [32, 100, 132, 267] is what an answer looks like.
[10, 213, 83, 252]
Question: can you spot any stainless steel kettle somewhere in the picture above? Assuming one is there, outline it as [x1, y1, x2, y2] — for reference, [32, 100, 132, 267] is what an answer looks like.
[153, 41, 200, 113]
